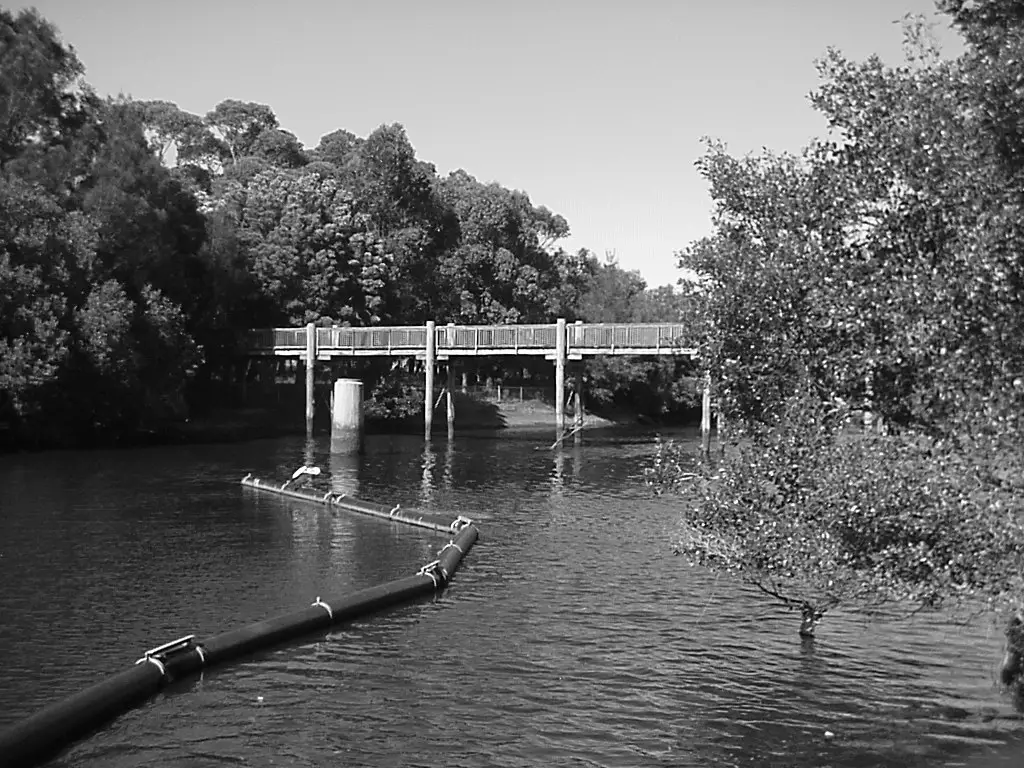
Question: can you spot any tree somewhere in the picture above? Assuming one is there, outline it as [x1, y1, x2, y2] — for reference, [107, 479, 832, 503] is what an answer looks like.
[133, 100, 204, 163]
[576, 253, 697, 416]
[0, 9, 94, 167]
[0, 177, 80, 425]
[348, 123, 434, 236]
[77, 101, 207, 314]
[228, 168, 394, 325]
[204, 99, 278, 164]
[658, 13, 1024, 662]
[312, 128, 363, 171]
[437, 170, 572, 323]
[0, 10, 215, 445]
[341, 124, 455, 321]
[248, 127, 307, 168]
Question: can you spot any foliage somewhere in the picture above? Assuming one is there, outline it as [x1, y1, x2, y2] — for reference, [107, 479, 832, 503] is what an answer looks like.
[577, 252, 698, 415]
[364, 368, 425, 421]
[650, 393, 1024, 635]
[436, 170, 574, 323]
[226, 168, 394, 326]
[2, 6, 684, 446]
[0, 9, 94, 166]
[0, 9, 209, 444]
[134, 99, 205, 163]
[662, 10, 1024, 644]
[204, 99, 278, 164]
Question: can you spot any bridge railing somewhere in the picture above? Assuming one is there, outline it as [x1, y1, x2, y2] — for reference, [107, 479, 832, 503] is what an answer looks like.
[246, 328, 308, 350]
[245, 322, 695, 354]
[567, 323, 691, 351]
[316, 326, 428, 351]
[436, 324, 558, 350]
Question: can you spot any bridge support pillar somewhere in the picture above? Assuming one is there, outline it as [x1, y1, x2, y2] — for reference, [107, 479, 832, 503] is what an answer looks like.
[305, 322, 316, 436]
[555, 318, 566, 434]
[446, 360, 455, 437]
[701, 370, 712, 457]
[331, 378, 364, 454]
[424, 321, 436, 438]
[573, 363, 584, 437]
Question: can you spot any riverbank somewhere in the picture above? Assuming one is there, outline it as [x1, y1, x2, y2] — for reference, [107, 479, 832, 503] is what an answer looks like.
[162, 396, 623, 444]
[1, 393, 685, 452]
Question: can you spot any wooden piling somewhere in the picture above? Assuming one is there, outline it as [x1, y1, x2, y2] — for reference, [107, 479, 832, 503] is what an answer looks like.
[446, 361, 455, 437]
[305, 322, 316, 436]
[573, 364, 584, 432]
[424, 320, 435, 438]
[701, 370, 711, 457]
[555, 318, 566, 434]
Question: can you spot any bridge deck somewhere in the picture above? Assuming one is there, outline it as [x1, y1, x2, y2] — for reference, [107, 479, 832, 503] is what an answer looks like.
[246, 323, 696, 358]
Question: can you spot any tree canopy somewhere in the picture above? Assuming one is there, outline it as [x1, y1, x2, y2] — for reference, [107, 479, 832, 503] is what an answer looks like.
[1, 6, 688, 447]
[656, 9, 1024, 647]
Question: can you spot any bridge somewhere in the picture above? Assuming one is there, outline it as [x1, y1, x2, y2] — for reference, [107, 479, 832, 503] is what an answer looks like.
[244, 319, 704, 437]
[246, 321, 696, 359]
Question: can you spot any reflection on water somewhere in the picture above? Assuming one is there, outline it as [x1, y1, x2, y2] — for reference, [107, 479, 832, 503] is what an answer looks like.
[418, 438, 456, 507]
[0, 428, 1022, 767]
[419, 439, 436, 508]
[328, 448, 360, 497]
[550, 443, 582, 499]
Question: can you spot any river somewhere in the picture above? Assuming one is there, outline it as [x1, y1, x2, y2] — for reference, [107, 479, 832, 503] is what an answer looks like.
[0, 426, 1021, 767]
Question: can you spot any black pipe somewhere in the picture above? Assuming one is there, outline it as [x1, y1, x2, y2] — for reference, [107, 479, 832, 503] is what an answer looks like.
[0, 522, 478, 768]
[0, 663, 164, 768]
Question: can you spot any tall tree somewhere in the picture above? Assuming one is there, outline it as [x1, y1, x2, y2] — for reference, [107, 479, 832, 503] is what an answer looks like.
[0, 8, 94, 166]
[248, 127, 307, 168]
[438, 170, 571, 323]
[659, 14, 1024, 646]
[227, 168, 394, 325]
[133, 100, 204, 163]
[204, 99, 278, 164]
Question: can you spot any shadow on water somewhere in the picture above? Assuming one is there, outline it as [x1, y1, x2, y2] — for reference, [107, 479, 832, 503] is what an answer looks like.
[0, 427, 1022, 766]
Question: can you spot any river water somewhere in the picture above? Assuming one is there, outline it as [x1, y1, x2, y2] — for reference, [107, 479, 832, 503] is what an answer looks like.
[0, 426, 1021, 767]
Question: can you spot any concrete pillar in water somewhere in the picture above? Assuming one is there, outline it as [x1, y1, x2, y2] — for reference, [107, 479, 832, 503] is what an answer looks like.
[554, 318, 566, 433]
[305, 322, 316, 436]
[446, 361, 455, 437]
[701, 370, 712, 457]
[424, 320, 436, 438]
[331, 378, 364, 454]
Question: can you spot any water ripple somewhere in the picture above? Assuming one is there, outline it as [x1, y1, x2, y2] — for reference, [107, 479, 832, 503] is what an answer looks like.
[1, 432, 1022, 767]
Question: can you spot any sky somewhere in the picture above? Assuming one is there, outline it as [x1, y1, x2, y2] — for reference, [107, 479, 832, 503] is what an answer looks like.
[23, 0, 964, 288]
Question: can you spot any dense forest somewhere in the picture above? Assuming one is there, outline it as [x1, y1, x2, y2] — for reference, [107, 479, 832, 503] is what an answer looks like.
[0, 8, 692, 449]
[648, 1, 1024, 691]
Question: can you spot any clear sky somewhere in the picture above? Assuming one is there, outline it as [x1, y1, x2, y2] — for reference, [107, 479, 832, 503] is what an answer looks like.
[22, 0, 963, 288]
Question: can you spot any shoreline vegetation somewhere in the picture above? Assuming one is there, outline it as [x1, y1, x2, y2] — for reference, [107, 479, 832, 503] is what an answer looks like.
[1, 394, 660, 452]
[0, 7, 696, 455]
[643, 2, 1024, 706]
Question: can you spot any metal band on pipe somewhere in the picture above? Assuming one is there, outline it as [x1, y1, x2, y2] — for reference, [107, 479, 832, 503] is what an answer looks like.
[312, 597, 334, 620]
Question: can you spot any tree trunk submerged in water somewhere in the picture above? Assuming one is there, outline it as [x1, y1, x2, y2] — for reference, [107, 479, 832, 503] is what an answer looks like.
[999, 614, 1023, 687]
[798, 603, 824, 639]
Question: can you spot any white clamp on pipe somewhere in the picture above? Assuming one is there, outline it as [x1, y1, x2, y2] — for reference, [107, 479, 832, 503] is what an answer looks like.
[439, 539, 464, 556]
[449, 515, 474, 533]
[418, 560, 444, 588]
[311, 596, 334, 620]
[135, 633, 197, 676]
[389, 504, 401, 518]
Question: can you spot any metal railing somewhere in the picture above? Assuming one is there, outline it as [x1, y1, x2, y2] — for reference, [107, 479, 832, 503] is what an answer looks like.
[245, 323, 696, 356]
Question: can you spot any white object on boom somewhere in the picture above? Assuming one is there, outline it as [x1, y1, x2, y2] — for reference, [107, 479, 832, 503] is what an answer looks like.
[290, 465, 321, 480]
